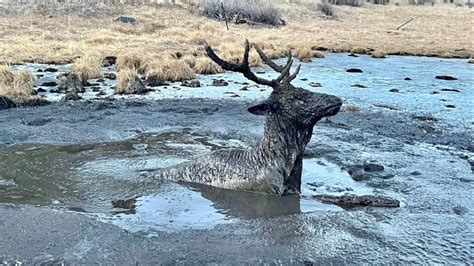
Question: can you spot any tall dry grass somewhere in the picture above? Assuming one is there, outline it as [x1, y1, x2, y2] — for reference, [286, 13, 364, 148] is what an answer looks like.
[71, 54, 103, 83]
[0, 66, 36, 104]
[0, 3, 472, 68]
[145, 57, 195, 82]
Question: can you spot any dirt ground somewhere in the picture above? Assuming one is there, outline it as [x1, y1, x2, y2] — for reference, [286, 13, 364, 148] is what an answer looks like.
[0, 2, 472, 65]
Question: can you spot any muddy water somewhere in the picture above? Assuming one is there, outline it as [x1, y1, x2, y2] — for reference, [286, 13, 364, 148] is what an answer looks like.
[1, 130, 363, 233]
[2, 55, 473, 263]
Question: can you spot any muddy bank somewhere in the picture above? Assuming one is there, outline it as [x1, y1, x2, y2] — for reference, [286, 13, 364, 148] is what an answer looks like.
[0, 99, 471, 151]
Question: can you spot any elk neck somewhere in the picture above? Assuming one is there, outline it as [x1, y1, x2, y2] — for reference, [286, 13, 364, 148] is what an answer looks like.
[257, 114, 313, 166]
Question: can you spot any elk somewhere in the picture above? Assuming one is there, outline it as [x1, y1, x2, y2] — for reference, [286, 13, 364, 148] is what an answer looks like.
[148, 40, 342, 195]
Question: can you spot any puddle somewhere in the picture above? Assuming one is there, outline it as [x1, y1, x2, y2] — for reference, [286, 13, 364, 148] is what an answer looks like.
[0, 129, 373, 232]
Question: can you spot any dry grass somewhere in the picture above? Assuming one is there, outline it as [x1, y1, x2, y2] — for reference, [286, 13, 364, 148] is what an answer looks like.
[371, 50, 387, 58]
[116, 68, 138, 94]
[145, 56, 195, 82]
[71, 54, 102, 83]
[0, 3, 472, 68]
[350, 47, 368, 54]
[0, 66, 36, 104]
[193, 57, 224, 74]
[116, 52, 147, 73]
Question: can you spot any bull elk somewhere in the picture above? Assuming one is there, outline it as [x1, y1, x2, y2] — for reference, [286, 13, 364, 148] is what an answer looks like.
[148, 40, 342, 195]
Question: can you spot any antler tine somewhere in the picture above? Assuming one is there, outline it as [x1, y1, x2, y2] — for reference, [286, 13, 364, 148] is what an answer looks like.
[285, 64, 301, 83]
[204, 40, 242, 72]
[204, 40, 274, 87]
[253, 43, 285, 73]
[275, 58, 293, 84]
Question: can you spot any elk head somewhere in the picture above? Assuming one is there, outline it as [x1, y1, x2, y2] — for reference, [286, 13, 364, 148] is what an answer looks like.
[204, 40, 342, 128]
[204, 40, 342, 194]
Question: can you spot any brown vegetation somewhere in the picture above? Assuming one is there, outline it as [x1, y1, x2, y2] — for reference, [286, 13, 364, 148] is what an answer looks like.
[71, 54, 102, 83]
[0, 3, 471, 68]
[0, 65, 37, 104]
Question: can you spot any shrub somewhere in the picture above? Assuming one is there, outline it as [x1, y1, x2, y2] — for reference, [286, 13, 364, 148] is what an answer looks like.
[202, 0, 283, 26]
[328, 0, 363, 7]
[314, 1, 335, 17]
[71, 54, 102, 83]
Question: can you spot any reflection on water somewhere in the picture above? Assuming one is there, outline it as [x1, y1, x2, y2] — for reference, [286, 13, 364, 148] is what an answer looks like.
[0, 129, 356, 232]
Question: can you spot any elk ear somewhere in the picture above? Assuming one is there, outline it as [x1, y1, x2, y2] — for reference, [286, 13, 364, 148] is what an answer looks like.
[248, 102, 273, 116]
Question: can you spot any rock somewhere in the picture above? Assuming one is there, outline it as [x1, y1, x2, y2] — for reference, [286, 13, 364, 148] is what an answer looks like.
[452, 206, 468, 215]
[62, 92, 82, 101]
[145, 76, 168, 87]
[104, 73, 117, 80]
[363, 163, 384, 172]
[212, 79, 229, 86]
[468, 58, 474, 64]
[300, 78, 308, 81]
[350, 47, 367, 54]
[309, 82, 322, 87]
[346, 68, 363, 73]
[240, 86, 249, 91]
[96, 78, 105, 83]
[404, 77, 412, 81]
[307, 182, 324, 188]
[419, 124, 438, 134]
[58, 73, 84, 93]
[351, 84, 367, 88]
[440, 88, 460, 93]
[347, 165, 370, 181]
[435, 75, 457, 81]
[40, 81, 57, 87]
[36, 88, 47, 93]
[313, 194, 400, 208]
[91, 87, 101, 92]
[119, 76, 149, 95]
[256, 71, 265, 74]
[103, 56, 117, 67]
[410, 171, 421, 176]
[96, 91, 107, 96]
[412, 115, 438, 122]
[181, 80, 201, 88]
[445, 104, 456, 108]
[348, 53, 359, 57]
[44, 67, 58, 73]
[431, 91, 440, 95]
[114, 16, 137, 24]
[0, 97, 16, 110]
[23, 117, 53, 126]
[389, 88, 400, 93]
[374, 103, 400, 111]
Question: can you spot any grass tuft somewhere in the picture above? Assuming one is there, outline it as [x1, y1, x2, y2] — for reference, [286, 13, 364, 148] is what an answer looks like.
[145, 57, 195, 82]
[71, 54, 102, 83]
[116, 52, 147, 73]
[350, 47, 368, 54]
[116, 68, 138, 94]
[371, 50, 387, 58]
[193, 57, 224, 74]
[0, 67, 36, 104]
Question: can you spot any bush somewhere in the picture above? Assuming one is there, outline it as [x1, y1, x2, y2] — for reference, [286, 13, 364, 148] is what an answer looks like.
[315, 1, 334, 17]
[202, 0, 283, 26]
[328, 0, 363, 7]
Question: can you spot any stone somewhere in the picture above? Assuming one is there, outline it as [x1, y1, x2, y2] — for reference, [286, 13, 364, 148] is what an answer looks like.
[440, 88, 460, 93]
[435, 75, 457, 81]
[363, 163, 384, 172]
[103, 56, 117, 67]
[452, 206, 468, 215]
[346, 68, 363, 73]
[40, 81, 57, 87]
[62, 92, 82, 101]
[309, 82, 322, 87]
[404, 77, 412, 81]
[58, 73, 84, 93]
[389, 88, 400, 93]
[44, 67, 58, 73]
[181, 80, 201, 88]
[351, 84, 367, 88]
[104, 73, 117, 80]
[145, 76, 168, 87]
[212, 79, 229, 86]
[313, 194, 400, 208]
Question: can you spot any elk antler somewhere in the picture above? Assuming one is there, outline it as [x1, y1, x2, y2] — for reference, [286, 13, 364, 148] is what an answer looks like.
[203, 40, 301, 88]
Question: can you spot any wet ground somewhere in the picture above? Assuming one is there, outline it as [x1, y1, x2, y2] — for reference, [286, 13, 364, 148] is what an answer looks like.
[1, 54, 473, 264]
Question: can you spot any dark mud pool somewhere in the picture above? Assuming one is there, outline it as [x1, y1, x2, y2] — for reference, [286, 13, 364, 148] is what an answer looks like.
[1, 54, 473, 264]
